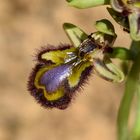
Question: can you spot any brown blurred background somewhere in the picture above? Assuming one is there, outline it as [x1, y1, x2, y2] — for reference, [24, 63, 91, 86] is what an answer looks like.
[0, 0, 131, 140]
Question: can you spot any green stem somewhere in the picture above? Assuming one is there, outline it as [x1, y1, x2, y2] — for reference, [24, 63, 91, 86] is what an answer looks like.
[131, 86, 140, 140]
[117, 41, 140, 140]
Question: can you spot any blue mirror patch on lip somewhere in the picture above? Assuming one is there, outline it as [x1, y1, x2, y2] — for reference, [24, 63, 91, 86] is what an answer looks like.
[40, 64, 72, 93]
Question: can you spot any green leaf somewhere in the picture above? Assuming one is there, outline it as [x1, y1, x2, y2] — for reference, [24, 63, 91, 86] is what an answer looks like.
[63, 23, 88, 47]
[66, 0, 110, 9]
[95, 19, 116, 36]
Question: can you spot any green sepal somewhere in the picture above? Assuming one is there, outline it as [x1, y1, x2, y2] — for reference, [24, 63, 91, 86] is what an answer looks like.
[107, 7, 129, 31]
[129, 13, 140, 41]
[66, 0, 110, 9]
[95, 19, 116, 36]
[93, 56, 124, 82]
[63, 23, 88, 48]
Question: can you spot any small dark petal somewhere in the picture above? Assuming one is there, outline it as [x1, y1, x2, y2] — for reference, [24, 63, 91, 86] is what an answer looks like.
[103, 47, 113, 54]
[123, 28, 130, 33]
[121, 9, 131, 17]
[27, 64, 72, 109]
[138, 16, 140, 32]
[37, 44, 72, 63]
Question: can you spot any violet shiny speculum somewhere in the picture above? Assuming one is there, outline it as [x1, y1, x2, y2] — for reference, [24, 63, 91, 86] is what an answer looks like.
[40, 64, 72, 93]
[28, 35, 113, 109]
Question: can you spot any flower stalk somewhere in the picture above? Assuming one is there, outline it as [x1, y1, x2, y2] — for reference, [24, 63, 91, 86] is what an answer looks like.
[117, 41, 140, 140]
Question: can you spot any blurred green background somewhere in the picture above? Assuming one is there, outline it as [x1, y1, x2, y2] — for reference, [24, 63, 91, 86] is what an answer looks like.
[0, 0, 131, 140]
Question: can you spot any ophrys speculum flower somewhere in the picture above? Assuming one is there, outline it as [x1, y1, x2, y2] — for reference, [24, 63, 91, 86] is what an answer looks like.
[28, 20, 124, 109]
[111, 0, 140, 40]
